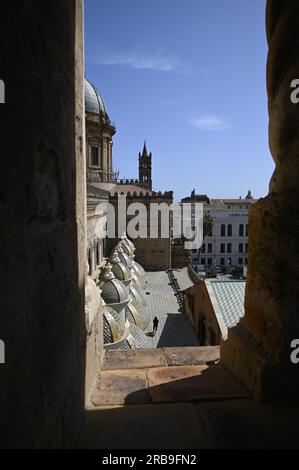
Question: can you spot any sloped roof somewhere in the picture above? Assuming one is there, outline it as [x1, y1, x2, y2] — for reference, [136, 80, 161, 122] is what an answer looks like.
[209, 199, 257, 205]
[172, 267, 194, 291]
[205, 280, 246, 340]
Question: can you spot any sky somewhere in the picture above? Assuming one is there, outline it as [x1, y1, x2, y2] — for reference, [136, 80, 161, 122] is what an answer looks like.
[85, 0, 274, 201]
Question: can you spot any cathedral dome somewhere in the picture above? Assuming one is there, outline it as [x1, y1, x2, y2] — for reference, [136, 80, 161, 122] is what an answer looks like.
[84, 78, 108, 117]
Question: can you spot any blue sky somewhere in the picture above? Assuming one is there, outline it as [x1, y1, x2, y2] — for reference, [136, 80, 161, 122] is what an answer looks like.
[85, 0, 273, 201]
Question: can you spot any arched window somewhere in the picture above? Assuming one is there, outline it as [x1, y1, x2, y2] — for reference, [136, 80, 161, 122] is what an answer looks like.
[221, 224, 226, 237]
[228, 224, 232, 237]
[239, 224, 244, 237]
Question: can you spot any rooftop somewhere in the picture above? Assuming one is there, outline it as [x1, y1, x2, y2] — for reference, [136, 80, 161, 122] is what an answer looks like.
[89, 182, 153, 196]
[205, 279, 246, 340]
[171, 267, 194, 292]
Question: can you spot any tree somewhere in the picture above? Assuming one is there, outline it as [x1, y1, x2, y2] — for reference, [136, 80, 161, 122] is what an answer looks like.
[194, 213, 214, 261]
[203, 212, 214, 238]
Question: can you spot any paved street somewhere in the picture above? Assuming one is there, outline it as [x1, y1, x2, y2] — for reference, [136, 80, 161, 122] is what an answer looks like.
[144, 271, 199, 348]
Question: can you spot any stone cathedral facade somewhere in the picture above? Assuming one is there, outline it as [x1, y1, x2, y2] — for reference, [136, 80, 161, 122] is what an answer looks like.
[85, 78, 173, 272]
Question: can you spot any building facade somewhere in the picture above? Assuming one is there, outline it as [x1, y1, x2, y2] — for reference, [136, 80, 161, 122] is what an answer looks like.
[182, 191, 256, 269]
[183, 268, 245, 346]
[85, 78, 117, 184]
[85, 78, 173, 271]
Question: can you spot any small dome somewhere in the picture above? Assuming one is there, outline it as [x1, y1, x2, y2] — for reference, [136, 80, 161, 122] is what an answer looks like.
[103, 306, 127, 344]
[126, 321, 153, 349]
[85, 78, 108, 117]
[115, 247, 133, 269]
[126, 302, 150, 331]
[133, 261, 146, 279]
[121, 240, 135, 258]
[131, 260, 147, 289]
[99, 264, 129, 305]
[110, 252, 132, 282]
[130, 284, 147, 311]
[103, 316, 113, 344]
[120, 234, 136, 258]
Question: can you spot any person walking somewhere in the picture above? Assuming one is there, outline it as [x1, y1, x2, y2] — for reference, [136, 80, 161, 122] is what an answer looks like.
[153, 316, 159, 333]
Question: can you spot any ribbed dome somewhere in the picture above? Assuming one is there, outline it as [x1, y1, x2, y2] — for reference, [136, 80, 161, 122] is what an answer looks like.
[103, 306, 127, 344]
[118, 250, 133, 269]
[121, 234, 136, 251]
[110, 252, 132, 282]
[85, 78, 108, 117]
[127, 321, 153, 349]
[103, 316, 113, 344]
[130, 284, 147, 311]
[120, 234, 136, 258]
[126, 302, 150, 331]
[99, 264, 129, 305]
[132, 261, 146, 280]
[121, 241, 135, 258]
[101, 279, 128, 304]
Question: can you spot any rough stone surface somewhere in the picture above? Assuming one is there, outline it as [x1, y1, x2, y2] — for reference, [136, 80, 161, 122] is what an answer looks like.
[0, 1, 85, 448]
[92, 370, 150, 406]
[197, 399, 299, 449]
[103, 349, 167, 371]
[147, 364, 249, 403]
[80, 404, 211, 449]
[222, 0, 299, 402]
[164, 346, 220, 366]
[108, 193, 173, 271]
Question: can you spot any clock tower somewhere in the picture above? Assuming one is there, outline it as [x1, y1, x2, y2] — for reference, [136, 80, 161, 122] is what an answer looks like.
[139, 141, 152, 191]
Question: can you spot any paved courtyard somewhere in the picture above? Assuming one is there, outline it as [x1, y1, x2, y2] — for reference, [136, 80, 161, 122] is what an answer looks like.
[144, 271, 199, 348]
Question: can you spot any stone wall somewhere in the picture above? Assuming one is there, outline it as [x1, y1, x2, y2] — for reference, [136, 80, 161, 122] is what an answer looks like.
[108, 192, 173, 271]
[0, 1, 86, 448]
[184, 274, 221, 346]
[85, 187, 110, 400]
[221, 0, 299, 402]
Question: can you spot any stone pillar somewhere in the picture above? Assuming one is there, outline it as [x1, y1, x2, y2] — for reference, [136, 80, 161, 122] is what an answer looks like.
[221, 0, 299, 402]
[0, 1, 86, 448]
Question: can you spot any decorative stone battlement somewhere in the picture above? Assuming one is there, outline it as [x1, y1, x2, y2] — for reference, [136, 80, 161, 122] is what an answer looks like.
[110, 190, 173, 200]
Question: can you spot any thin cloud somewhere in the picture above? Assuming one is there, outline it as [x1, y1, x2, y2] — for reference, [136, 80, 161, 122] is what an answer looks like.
[92, 52, 185, 73]
[190, 116, 229, 131]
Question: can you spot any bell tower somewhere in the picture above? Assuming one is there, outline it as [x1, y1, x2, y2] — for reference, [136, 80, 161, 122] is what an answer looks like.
[139, 141, 152, 191]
